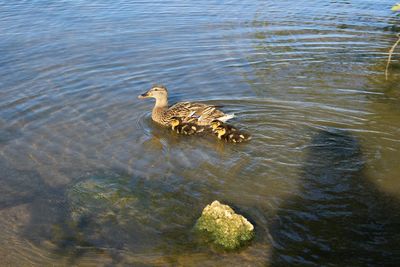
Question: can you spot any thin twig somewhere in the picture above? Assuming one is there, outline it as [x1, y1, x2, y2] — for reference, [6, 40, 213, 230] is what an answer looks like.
[385, 33, 400, 80]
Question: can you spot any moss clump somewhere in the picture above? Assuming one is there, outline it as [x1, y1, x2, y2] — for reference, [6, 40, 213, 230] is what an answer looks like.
[195, 200, 254, 250]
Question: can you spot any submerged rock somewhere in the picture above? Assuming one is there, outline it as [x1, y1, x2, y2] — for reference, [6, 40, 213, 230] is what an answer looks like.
[67, 175, 139, 226]
[64, 173, 202, 251]
[195, 200, 254, 250]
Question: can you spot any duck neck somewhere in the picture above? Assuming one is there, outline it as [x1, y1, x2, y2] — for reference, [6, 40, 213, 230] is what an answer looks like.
[152, 96, 168, 122]
[154, 96, 168, 109]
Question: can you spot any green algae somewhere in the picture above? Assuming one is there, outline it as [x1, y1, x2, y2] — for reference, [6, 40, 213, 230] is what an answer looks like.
[195, 200, 254, 250]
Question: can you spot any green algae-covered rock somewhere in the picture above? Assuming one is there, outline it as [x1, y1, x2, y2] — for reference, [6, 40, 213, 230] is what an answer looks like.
[195, 200, 254, 250]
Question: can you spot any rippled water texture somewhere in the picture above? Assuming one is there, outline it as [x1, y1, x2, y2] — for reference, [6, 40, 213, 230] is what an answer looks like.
[1, 0, 400, 266]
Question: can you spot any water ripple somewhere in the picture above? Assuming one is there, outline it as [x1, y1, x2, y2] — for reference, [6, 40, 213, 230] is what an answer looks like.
[1, 0, 400, 266]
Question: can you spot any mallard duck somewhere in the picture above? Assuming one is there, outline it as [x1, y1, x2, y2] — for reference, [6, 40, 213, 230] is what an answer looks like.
[138, 85, 234, 126]
[170, 117, 204, 135]
[210, 120, 238, 133]
[215, 126, 251, 143]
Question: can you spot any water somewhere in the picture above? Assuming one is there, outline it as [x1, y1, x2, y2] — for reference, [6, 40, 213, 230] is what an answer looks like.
[1, 0, 400, 265]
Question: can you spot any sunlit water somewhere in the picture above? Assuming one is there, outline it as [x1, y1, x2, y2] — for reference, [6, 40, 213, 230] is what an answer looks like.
[1, 1, 400, 266]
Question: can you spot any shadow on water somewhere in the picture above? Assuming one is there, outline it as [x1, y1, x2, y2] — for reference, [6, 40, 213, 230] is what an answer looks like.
[268, 128, 400, 266]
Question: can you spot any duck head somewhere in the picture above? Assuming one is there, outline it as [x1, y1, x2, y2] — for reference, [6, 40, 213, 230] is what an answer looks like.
[210, 120, 223, 130]
[138, 85, 168, 100]
[170, 117, 182, 128]
[215, 126, 227, 138]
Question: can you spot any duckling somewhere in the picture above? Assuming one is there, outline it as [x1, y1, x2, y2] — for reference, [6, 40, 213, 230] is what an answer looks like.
[215, 126, 251, 143]
[210, 120, 238, 133]
[170, 117, 205, 135]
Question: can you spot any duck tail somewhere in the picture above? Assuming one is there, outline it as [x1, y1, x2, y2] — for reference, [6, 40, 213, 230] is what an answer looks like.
[217, 113, 235, 122]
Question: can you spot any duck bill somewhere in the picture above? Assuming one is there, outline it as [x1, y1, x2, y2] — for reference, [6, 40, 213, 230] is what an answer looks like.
[138, 91, 150, 99]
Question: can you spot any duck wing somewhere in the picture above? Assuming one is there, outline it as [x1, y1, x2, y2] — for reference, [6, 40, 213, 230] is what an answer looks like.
[166, 102, 229, 125]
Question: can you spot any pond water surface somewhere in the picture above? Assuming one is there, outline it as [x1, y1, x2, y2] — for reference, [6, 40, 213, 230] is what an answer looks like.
[1, 0, 400, 266]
